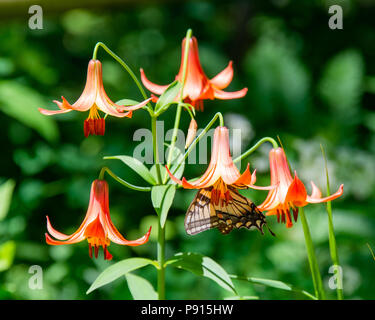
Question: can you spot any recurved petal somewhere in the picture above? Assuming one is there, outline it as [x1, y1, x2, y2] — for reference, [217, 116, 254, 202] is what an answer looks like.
[116, 97, 152, 112]
[38, 98, 74, 115]
[307, 182, 344, 204]
[213, 87, 248, 100]
[45, 233, 84, 245]
[46, 216, 71, 240]
[285, 172, 307, 206]
[233, 163, 253, 186]
[165, 166, 184, 185]
[140, 69, 170, 95]
[107, 217, 152, 246]
[210, 61, 234, 89]
[38, 107, 72, 115]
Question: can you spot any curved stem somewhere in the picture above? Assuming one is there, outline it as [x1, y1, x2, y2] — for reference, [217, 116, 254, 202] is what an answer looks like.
[169, 112, 224, 179]
[300, 207, 326, 300]
[233, 137, 278, 163]
[92, 42, 153, 111]
[98, 167, 151, 192]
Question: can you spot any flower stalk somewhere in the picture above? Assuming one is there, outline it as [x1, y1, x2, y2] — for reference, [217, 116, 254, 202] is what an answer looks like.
[321, 145, 343, 300]
[233, 137, 279, 163]
[299, 207, 326, 300]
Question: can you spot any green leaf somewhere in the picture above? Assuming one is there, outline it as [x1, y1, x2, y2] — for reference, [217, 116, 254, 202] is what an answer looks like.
[86, 258, 156, 294]
[166, 252, 237, 294]
[0, 241, 16, 272]
[0, 81, 59, 142]
[155, 80, 181, 112]
[151, 184, 176, 228]
[104, 155, 156, 185]
[230, 275, 317, 300]
[318, 50, 364, 117]
[0, 179, 15, 221]
[125, 273, 158, 300]
[115, 99, 142, 107]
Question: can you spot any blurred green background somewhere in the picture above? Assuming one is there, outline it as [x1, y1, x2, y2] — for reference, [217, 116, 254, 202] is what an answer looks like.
[0, 0, 374, 300]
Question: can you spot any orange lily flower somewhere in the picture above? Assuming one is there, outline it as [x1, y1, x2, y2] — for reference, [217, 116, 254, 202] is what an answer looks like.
[39, 59, 151, 137]
[167, 126, 272, 205]
[45, 179, 151, 260]
[257, 147, 344, 228]
[140, 36, 247, 111]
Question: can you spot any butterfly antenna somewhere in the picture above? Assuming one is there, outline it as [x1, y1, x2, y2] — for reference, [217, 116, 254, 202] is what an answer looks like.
[267, 224, 276, 237]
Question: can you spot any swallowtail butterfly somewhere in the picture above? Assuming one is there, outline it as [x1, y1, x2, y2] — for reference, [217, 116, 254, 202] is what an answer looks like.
[185, 186, 275, 236]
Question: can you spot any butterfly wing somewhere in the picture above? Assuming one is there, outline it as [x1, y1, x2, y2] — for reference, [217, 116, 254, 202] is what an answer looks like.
[212, 187, 268, 235]
[185, 187, 273, 236]
[184, 188, 218, 235]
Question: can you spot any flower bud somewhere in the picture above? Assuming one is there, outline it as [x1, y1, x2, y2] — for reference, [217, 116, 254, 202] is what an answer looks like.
[185, 118, 198, 149]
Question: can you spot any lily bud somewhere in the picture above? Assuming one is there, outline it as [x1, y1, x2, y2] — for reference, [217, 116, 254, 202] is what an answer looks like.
[185, 118, 198, 149]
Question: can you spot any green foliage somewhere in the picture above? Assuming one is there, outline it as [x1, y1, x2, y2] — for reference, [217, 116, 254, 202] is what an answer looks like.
[125, 273, 158, 300]
[0, 0, 373, 301]
[155, 80, 181, 113]
[0, 81, 58, 142]
[0, 179, 15, 221]
[104, 155, 157, 185]
[87, 258, 157, 294]
[166, 252, 237, 294]
[0, 241, 16, 272]
[151, 185, 176, 228]
[318, 50, 364, 119]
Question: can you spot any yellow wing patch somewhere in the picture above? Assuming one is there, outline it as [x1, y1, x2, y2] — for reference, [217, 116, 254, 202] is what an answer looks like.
[185, 187, 274, 236]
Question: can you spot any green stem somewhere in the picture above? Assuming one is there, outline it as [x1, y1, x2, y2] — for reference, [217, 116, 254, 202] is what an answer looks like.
[157, 222, 166, 300]
[98, 167, 151, 192]
[300, 207, 326, 300]
[151, 113, 166, 299]
[321, 145, 343, 300]
[233, 137, 278, 163]
[168, 112, 224, 179]
[151, 116, 162, 184]
[92, 42, 153, 112]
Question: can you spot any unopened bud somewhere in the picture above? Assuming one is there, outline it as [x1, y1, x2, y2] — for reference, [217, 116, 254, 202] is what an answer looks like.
[185, 119, 197, 149]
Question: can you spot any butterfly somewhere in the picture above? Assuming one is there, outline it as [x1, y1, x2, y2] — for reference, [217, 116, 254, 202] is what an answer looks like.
[185, 186, 275, 236]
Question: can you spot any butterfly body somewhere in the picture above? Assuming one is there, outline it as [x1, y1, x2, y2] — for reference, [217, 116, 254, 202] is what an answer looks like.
[185, 186, 274, 236]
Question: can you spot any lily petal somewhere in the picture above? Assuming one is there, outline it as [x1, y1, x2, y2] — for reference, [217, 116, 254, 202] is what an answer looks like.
[46, 216, 71, 240]
[45, 233, 83, 245]
[140, 69, 169, 95]
[214, 87, 248, 100]
[210, 61, 234, 89]
[285, 171, 307, 206]
[307, 183, 344, 204]
[116, 97, 152, 112]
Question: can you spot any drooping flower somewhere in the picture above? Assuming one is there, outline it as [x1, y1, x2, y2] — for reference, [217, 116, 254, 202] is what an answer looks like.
[39, 59, 151, 137]
[45, 179, 151, 260]
[167, 126, 272, 204]
[166, 126, 274, 235]
[257, 147, 344, 228]
[140, 36, 247, 111]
